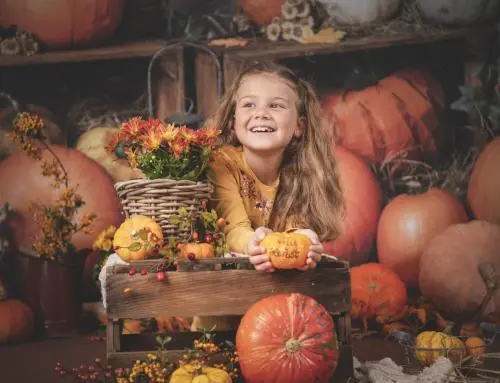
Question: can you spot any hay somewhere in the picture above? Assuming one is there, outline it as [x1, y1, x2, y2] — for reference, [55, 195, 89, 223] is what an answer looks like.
[66, 92, 149, 135]
[373, 147, 480, 203]
[326, 0, 447, 39]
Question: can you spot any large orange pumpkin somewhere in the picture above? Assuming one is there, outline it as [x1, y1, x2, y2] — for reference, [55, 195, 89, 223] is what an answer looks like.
[236, 293, 339, 383]
[467, 137, 500, 224]
[419, 220, 500, 321]
[239, 0, 285, 25]
[322, 69, 446, 165]
[0, 298, 35, 344]
[350, 263, 408, 332]
[322, 146, 383, 265]
[0, 0, 124, 48]
[0, 145, 123, 251]
[377, 188, 468, 286]
[260, 232, 311, 269]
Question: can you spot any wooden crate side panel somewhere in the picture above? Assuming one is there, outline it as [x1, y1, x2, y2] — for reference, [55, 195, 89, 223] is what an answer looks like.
[106, 267, 350, 319]
[156, 48, 185, 120]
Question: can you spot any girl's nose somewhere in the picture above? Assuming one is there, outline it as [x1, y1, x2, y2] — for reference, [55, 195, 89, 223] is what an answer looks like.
[254, 106, 270, 119]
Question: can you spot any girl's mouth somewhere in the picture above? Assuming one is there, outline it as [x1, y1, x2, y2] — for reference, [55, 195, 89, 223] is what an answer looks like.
[250, 126, 276, 133]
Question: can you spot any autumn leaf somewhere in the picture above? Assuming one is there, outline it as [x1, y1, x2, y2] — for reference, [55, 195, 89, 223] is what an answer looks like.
[128, 242, 142, 252]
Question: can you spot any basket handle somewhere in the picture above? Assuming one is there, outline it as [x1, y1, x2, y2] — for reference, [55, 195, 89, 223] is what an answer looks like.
[0, 92, 20, 113]
[146, 41, 223, 120]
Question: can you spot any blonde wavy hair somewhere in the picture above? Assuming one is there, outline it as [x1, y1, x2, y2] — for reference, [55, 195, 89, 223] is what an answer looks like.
[209, 61, 345, 242]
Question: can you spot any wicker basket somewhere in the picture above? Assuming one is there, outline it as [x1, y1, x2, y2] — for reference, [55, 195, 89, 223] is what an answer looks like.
[114, 178, 213, 242]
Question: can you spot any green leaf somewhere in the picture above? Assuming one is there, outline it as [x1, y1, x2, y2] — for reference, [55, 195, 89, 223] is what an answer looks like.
[144, 242, 151, 252]
[128, 242, 142, 252]
[137, 229, 148, 241]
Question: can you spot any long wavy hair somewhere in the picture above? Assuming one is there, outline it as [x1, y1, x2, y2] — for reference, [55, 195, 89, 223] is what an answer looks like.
[209, 61, 345, 242]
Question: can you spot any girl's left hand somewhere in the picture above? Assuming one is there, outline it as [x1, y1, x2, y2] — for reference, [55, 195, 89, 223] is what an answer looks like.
[293, 229, 323, 270]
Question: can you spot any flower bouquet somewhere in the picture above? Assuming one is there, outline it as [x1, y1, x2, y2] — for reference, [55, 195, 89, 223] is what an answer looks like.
[106, 117, 219, 242]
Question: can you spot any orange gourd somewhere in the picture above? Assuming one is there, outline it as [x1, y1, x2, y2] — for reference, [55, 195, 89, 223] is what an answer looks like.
[113, 215, 163, 262]
[465, 336, 486, 359]
[260, 232, 311, 269]
[350, 263, 408, 330]
[178, 243, 215, 260]
[467, 137, 500, 224]
[377, 188, 468, 286]
[0, 0, 124, 48]
[239, 0, 285, 25]
[0, 298, 35, 344]
[322, 69, 446, 165]
[323, 146, 383, 265]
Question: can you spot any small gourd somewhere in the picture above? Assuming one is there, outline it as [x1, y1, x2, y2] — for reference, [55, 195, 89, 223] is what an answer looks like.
[169, 364, 232, 383]
[113, 215, 163, 262]
[260, 232, 312, 269]
[465, 336, 486, 359]
[178, 243, 214, 260]
[415, 331, 466, 365]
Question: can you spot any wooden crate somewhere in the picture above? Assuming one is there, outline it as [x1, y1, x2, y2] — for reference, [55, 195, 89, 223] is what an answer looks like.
[105, 257, 353, 382]
[194, 26, 489, 119]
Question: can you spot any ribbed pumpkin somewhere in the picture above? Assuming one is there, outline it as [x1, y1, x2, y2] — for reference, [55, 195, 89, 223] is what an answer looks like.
[416, 0, 500, 25]
[323, 146, 383, 265]
[0, 145, 123, 251]
[236, 293, 339, 383]
[415, 331, 466, 365]
[178, 242, 214, 260]
[467, 137, 500, 224]
[0, 0, 124, 48]
[350, 263, 408, 331]
[239, 0, 285, 25]
[322, 69, 446, 165]
[113, 215, 164, 262]
[377, 188, 468, 286]
[419, 221, 500, 321]
[170, 365, 232, 383]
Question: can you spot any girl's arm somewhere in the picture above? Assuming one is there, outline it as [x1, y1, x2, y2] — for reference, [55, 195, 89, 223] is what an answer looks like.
[208, 156, 255, 254]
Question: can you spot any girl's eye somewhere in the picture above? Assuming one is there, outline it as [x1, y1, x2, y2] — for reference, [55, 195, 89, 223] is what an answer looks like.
[242, 102, 254, 108]
[270, 103, 285, 109]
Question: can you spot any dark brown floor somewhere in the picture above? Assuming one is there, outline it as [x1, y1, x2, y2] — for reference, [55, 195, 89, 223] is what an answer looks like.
[0, 335, 406, 383]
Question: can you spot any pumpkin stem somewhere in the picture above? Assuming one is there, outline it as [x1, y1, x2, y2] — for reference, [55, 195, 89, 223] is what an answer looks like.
[285, 339, 302, 353]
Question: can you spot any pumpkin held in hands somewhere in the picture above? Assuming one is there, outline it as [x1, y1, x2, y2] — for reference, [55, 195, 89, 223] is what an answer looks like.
[260, 232, 311, 269]
[236, 293, 339, 383]
[415, 331, 465, 365]
[113, 215, 163, 262]
[350, 263, 408, 333]
[169, 364, 232, 383]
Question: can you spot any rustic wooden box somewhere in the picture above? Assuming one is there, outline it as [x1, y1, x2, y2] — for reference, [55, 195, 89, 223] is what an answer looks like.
[105, 257, 353, 382]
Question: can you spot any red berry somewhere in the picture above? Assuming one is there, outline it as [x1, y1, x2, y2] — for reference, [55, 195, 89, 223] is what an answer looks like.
[156, 272, 165, 281]
[129, 268, 137, 276]
[192, 232, 199, 241]
[187, 253, 196, 261]
[201, 199, 207, 210]
[140, 268, 148, 275]
[204, 233, 213, 243]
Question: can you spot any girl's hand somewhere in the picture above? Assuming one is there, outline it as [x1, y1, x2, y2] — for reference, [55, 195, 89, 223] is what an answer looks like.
[293, 229, 323, 270]
[247, 227, 275, 273]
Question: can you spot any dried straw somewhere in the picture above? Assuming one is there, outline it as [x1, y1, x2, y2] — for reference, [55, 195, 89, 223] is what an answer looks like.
[327, 0, 447, 38]
[372, 147, 480, 203]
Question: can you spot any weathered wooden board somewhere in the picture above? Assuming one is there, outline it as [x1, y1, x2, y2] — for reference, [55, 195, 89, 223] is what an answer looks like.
[106, 264, 351, 319]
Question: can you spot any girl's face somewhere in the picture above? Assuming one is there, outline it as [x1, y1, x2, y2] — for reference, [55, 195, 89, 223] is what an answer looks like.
[233, 73, 302, 155]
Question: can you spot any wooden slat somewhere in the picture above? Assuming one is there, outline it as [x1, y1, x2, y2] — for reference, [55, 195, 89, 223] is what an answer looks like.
[156, 49, 185, 120]
[106, 266, 350, 318]
[0, 39, 167, 67]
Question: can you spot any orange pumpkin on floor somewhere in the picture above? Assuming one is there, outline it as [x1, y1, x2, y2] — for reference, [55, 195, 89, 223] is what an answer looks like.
[350, 263, 408, 332]
[260, 232, 311, 269]
[0, 298, 35, 344]
[113, 215, 163, 262]
[236, 293, 339, 383]
[322, 69, 446, 165]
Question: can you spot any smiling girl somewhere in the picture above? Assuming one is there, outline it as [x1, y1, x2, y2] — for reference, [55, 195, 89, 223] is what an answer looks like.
[207, 61, 345, 272]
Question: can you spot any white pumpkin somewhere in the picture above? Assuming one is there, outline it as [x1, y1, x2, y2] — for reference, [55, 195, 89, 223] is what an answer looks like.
[415, 0, 500, 25]
[319, 0, 402, 26]
[75, 127, 145, 183]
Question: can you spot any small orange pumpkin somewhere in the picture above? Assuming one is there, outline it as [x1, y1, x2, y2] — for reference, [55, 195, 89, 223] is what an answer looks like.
[0, 298, 35, 344]
[178, 243, 214, 260]
[260, 232, 312, 270]
[113, 215, 163, 262]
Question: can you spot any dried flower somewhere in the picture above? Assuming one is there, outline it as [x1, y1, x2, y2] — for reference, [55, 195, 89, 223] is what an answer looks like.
[9, 112, 97, 260]
[106, 117, 220, 181]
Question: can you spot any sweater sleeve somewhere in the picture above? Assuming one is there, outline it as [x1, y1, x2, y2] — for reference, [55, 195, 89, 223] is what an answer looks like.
[208, 152, 254, 254]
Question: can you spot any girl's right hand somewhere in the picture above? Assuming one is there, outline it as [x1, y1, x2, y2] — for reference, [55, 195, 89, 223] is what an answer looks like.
[248, 227, 275, 273]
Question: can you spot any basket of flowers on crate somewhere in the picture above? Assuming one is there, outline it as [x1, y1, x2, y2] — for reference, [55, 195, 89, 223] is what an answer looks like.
[106, 117, 219, 243]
